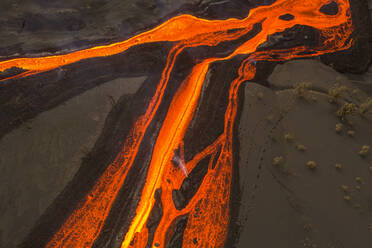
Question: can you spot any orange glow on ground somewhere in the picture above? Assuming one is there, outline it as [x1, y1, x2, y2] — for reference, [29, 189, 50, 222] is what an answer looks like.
[0, 0, 354, 247]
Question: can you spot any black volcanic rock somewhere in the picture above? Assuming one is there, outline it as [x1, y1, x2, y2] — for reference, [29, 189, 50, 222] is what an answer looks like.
[0, 0, 276, 57]
[320, 0, 372, 74]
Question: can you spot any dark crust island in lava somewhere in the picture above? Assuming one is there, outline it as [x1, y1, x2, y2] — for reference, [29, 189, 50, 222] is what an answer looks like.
[0, 0, 371, 248]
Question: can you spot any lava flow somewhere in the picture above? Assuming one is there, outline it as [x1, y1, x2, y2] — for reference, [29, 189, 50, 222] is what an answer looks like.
[0, 0, 354, 247]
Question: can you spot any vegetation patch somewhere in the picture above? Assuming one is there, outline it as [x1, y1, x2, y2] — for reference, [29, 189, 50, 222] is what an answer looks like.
[341, 185, 349, 192]
[335, 123, 343, 133]
[272, 156, 284, 166]
[359, 98, 372, 117]
[347, 130, 355, 137]
[293, 82, 312, 99]
[336, 102, 357, 121]
[284, 133, 294, 142]
[328, 83, 348, 103]
[306, 161, 317, 170]
[296, 144, 307, 151]
[335, 163, 342, 170]
[359, 145, 370, 157]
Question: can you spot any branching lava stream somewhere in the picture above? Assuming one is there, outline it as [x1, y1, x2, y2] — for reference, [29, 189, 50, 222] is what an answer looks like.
[0, 0, 354, 247]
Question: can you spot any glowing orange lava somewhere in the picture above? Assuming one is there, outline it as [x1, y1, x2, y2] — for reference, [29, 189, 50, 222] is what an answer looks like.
[0, 0, 354, 247]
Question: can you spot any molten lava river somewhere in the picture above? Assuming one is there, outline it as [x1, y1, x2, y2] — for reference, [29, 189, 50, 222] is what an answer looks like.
[0, 0, 355, 247]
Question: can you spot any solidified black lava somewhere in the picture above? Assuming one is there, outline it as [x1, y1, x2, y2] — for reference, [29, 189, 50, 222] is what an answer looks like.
[172, 155, 210, 210]
[0, 67, 27, 81]
[319, 1, 339, 15]
[164, 215, 189, 248]
[257, 24, 320, 51]
[183, 57, 246, 163]
[21, 12, 86, 32]
[146, 189, 163, 248]
[279, 13, 295, 21]
[320, 0, 372, 74]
